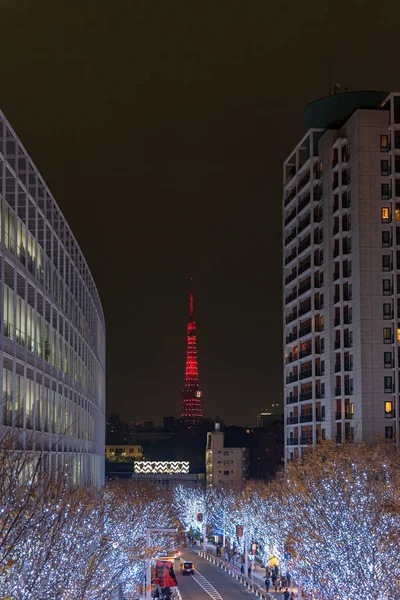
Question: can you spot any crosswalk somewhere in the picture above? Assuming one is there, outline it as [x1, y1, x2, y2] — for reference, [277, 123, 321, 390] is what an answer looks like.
[191, 570, 223, 600]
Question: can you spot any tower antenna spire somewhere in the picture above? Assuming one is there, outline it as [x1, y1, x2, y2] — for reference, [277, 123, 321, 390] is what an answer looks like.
[189, 277, 194, 321]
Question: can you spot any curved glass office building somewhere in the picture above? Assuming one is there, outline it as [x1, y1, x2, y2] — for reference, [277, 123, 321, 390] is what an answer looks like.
[0, 112, 105, 486]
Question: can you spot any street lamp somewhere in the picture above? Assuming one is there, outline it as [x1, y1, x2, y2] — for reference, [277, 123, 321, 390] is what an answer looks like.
[145, 527, 177, 600]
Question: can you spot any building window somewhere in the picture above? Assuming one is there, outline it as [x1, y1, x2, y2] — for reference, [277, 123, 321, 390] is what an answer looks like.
[381, 207, 390, 223]
[384, 351, 393, 368]
[382, 231, 391, 247]
[383, 303, 392, 319]
[384, 376, 393, 393]
[383, 279, 392, 295]
[385, 401, 393, 418]
[382, 255, 391, 271]
[385, 426, 394, 439]
[383, 327, 392, 343]
[381, 159, 389, 176]
[381, 184, 390, 200]
[223, 471, 229, 476]
[381, 135, 389, 152]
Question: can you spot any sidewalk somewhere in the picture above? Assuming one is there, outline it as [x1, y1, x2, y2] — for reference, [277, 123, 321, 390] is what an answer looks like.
[201, 542, 298, 599]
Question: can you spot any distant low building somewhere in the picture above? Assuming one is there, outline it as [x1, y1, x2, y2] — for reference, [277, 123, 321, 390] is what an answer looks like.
[206, 424, 249, 488]
[105, 444, 143, 461]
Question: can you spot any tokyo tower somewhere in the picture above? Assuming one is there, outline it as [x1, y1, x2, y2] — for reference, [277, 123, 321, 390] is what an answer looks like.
[180, 279, 203, 426]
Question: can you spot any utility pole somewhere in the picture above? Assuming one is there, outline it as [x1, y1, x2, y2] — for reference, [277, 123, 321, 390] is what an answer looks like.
[145, 527, 177, 600]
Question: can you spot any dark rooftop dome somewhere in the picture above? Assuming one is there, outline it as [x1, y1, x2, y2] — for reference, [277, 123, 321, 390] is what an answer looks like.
[304, 91, 389, 131]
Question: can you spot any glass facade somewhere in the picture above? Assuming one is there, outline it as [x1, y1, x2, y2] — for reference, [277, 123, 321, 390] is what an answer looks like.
[0, 112, 105, 486]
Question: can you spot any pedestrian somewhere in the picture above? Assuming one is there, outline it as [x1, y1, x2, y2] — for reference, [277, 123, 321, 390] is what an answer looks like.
[290, 593, 295, 600]
[265, 567, 270, 578]
[265, 578, 270, 593]
[286, 571, 291, 587]
[241, 564, 244, 575]
[248, 566, 251, 578]
[274, 578, 279, 592]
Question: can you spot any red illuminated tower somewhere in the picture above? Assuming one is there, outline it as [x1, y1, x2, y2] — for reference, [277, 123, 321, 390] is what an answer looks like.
[180, 279, 203, 426]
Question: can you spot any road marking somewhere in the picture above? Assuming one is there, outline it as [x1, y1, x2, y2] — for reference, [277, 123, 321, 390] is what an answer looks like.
[191, 570, 223, 600]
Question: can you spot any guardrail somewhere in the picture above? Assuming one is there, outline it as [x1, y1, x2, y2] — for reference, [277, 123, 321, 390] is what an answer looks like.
[196, 550, 274, 599]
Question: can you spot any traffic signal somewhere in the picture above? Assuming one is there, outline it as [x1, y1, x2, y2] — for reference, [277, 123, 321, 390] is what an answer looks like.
[251, 543, 257, 555]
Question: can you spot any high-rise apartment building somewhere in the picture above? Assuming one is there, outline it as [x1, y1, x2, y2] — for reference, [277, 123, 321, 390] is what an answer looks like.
[0, 111, 105, 485]
[283, 91, 400, 461]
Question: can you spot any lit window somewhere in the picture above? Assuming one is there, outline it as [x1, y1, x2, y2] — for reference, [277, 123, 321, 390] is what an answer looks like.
[396, 204, 400, 221]
[385, 401, 393, 418]
[397, 328, 400, 342]
[383, 327, 392, 343]
[382, 255, 391, 271]
[381, 135, 389, 152]
[381, 207, 390, 222]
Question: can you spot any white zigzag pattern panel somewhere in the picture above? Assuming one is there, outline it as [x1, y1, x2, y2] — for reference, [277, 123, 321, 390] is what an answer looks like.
[134, 461, 190, 474]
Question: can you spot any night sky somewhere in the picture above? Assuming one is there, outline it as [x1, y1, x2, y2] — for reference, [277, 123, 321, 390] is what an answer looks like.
[1, 1, 399, 425]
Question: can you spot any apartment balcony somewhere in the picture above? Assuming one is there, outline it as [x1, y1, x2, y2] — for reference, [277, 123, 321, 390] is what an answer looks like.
[344, 359, 352, 371]
[287, 437, 299, 446]
[285, 291, 298, 305]
[298, 282, 311, 297]
[298, 215, 311, 234]
[333, 247, 339, 258]
[298, 192, 311, 215]
[286, 416, 299, 425]
[285, 332, 298, 344]
[335, 411, 342, 420]
[300, 391, 312, 401]
[285, 249, 297, 266]
[316, 413, 325, 422]
[286, 395, 299, 405]
[298, 237, 311, 255]
[285, 311, 298, 324]
[344, 383, 353, 395]
[299, 368, 312, 380]
[297, 171, 311, 194]
[285, 208, 297, 226]
[344, 411, 354, 420]
[300, 413, 313, 423]
[286, 373, 298, 384]
[334, 339, 341, 350]
[335, 363, 341, 373]
[299, 347, 312, 359]
[334, 316, 340, 326]
[343, 315, 352, 325]
[333, 225, 339, 235]
[285, 230, 297, 247]
[343, 339, 352, 349]
[335, 387, 342, 396]
[334, 294, 340, 304]
[343, 266, 352, 278]
[285, 187, 297, 207]
[343, 289, 352, 301]
[299, 301, 312, 317]
[286, 354, 297, 365]
[298, 259, 311, 275]
[300, 436, 313, 445]
[299, 325, 312, 338]
[315, 365, 325, 376]
[285, 270, 297, 285]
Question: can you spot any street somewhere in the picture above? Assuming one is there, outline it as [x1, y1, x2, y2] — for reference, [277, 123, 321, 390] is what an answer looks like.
[177, 550, 256, 600]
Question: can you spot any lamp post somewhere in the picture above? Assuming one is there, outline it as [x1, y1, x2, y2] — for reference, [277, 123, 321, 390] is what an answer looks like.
[145, 527, 177, 600]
